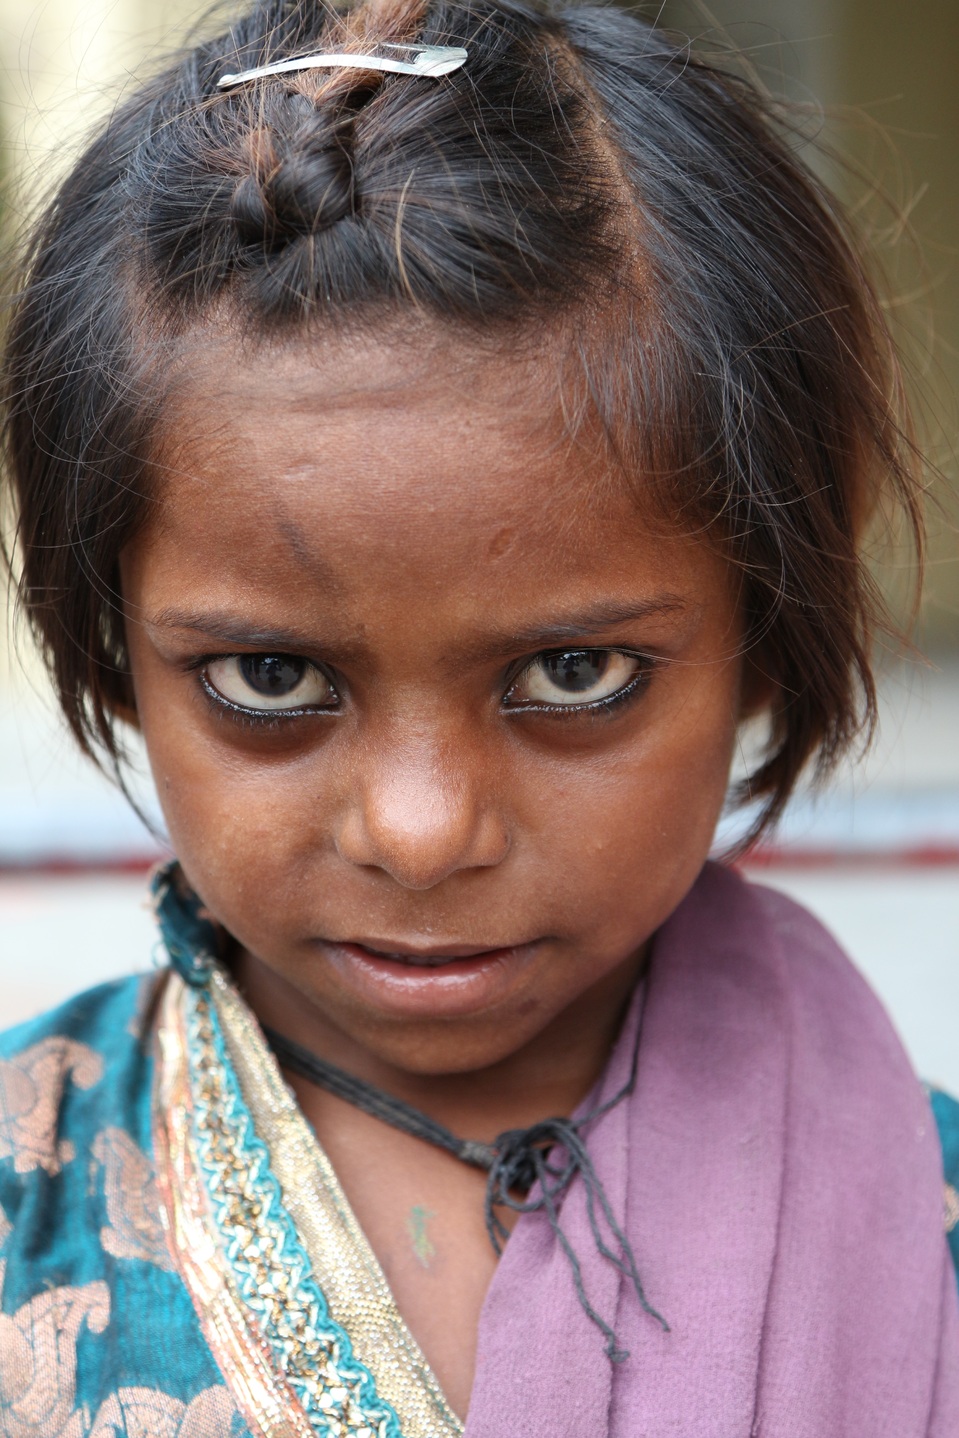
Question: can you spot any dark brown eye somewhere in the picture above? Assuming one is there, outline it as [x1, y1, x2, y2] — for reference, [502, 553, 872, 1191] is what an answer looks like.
[508, 650, 641, 706]
[204, 654, 335, 710]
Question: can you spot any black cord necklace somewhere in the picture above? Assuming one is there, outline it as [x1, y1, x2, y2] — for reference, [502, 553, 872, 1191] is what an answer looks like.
[263, 1021, 667, 1361]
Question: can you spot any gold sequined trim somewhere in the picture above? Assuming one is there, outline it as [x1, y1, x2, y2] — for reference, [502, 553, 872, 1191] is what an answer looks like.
[154, 976, 315, 1438]
[210, 970, 463, 1438]
[186, 990, 392, 1437]
[154, 971, 463, 1438]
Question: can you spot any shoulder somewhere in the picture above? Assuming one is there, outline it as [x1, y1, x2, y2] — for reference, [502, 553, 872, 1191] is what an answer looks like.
[0, 973, 168, 1301]
[0, 971, 158, 1059]
[686, 865, 959, 1271]
[689, 861, 897, 1036]
[688, 859, 855, 967]
[0, 973, 161, 1186]
[727, 867, 926, 1098]
[671, 862, 929, 1149]
[0, 972, 248, 1426]
[668, 865, 959, 1286]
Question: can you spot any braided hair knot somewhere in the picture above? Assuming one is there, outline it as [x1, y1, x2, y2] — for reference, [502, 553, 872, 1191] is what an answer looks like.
[232, 89, 363, 247]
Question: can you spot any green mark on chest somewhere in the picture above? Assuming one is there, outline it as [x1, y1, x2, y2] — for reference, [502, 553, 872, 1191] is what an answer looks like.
[407, 1204, 437, 1268]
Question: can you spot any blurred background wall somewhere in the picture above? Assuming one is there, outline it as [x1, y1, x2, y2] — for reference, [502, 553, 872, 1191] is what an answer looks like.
[1, 0, 958, 1085]
[661, 0, 959, 649]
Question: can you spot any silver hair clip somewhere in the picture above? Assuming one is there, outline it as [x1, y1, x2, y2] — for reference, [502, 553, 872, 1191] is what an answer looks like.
[217, 42, 468, 88]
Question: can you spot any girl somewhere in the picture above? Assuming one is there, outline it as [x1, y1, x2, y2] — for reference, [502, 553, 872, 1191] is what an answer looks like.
[1, 0, 957, 1432]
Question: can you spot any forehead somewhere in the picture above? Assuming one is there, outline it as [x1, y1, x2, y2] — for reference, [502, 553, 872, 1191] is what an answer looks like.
[157, 330, 604, 510]
[136, 331, 730, 624]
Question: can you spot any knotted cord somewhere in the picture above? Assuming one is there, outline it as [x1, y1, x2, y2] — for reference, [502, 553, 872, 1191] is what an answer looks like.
[263, 1021, 668, 1359]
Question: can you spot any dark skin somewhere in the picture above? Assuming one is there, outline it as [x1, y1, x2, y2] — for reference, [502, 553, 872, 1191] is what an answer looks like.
[122, 332, 762, 1417]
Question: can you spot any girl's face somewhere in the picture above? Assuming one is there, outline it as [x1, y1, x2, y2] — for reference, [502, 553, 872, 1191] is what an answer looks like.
[123, 334, 751, 1080]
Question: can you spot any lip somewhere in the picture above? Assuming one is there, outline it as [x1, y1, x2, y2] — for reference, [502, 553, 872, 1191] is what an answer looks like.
[316, 937, 545, 1019]
[345, 938, 522, 964]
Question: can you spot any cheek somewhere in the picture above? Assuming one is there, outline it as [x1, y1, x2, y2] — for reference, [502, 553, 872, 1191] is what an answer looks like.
[151, 742, 314, 867]
[149, 748, 330, 961]
[130, 660, 320, 907]
[536, 688, 738, 917]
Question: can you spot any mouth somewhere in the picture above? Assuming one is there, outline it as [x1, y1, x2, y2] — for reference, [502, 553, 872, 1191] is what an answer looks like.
[343, 939, 524, 968]
[316, 936, 546, 1018]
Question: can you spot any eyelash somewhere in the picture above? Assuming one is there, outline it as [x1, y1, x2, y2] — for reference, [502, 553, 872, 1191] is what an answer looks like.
[190, 660, 340, 732]
[195, 673, 325, 730]
[505, 656, 655, 721]
[190, 649, 657, 728]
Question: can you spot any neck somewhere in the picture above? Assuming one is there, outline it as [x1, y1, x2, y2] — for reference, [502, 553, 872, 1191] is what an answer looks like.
[231, 944, 647, 1143]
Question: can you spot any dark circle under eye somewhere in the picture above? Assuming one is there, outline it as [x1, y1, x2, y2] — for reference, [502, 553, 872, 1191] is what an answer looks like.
[239, 653, 305, 696]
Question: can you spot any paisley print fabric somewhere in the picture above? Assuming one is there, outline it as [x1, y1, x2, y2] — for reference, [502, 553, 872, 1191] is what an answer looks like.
[91, 1126, 174, 1272]
[0, 976, 247, 1437]
[0, 1036, 103, 1176]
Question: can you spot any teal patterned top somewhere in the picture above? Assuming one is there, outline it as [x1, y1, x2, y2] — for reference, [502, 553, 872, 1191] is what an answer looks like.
[929, 1087, 959, 1276]
[0, 974, 250, 1434]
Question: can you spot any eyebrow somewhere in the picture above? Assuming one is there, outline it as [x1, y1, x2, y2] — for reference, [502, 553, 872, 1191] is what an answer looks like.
[459, 597, 688, 663]
[147, 608, 324, 651]
[147, 596, 687, 661]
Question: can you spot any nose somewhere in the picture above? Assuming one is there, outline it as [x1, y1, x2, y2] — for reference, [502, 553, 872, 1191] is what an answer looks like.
[333, 729, 511, 890]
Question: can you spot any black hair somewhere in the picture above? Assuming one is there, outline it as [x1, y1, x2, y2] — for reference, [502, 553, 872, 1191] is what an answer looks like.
[1, 0, 921, 840]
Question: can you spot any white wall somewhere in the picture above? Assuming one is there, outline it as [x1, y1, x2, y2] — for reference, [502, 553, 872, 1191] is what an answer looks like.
[0, 0, 204, 218]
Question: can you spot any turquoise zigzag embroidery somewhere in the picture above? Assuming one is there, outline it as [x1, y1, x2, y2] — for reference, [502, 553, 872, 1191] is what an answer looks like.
[185, 987, 403, 1438]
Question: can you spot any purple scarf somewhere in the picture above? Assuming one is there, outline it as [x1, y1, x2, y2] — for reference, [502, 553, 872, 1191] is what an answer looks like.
[466, 863, 959, 1436]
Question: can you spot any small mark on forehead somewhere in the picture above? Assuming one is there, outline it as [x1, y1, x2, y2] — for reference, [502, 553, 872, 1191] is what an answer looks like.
[275, 514, 318, 569]
[271, 512, 343, 594]
[487, 526, 517, 561]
